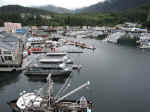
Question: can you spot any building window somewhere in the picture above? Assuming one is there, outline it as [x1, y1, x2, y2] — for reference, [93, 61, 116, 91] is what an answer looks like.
[3, 51, 11, 54]
[4, 56, 12, 61]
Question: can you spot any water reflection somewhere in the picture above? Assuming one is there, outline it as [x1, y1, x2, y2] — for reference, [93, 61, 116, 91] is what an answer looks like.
[0, 72, 20, 89]
[26, 75, 71, 84]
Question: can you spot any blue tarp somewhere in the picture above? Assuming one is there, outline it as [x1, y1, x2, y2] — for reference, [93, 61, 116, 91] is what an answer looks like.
[16, 29, 26, 33]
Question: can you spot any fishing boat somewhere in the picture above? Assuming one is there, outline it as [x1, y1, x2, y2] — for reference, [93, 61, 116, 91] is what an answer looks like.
[8, 74, 92, 112]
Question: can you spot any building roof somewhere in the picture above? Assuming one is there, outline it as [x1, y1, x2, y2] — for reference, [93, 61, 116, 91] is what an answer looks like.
[0, 32, 19, 50]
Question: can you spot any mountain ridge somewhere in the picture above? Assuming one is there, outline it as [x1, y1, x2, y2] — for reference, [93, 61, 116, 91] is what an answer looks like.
[0, 5, 53, 15]
[75, 0, 150, 13]
[33, 0, 150, 14]
[33, 5, 71, 14]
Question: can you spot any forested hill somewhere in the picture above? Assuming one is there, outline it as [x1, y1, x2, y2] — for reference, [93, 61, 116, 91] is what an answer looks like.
[75, 0, 150, 13]
[0, 5, 52, 15]
[0, 5, 54, 26]
[0, 3, 149, 27]
[35, 5, 71, 14]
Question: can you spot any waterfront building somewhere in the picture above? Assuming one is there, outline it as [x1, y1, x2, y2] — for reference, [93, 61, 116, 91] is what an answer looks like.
[4, 22, 22, 32]
[0, 32, 23, 68]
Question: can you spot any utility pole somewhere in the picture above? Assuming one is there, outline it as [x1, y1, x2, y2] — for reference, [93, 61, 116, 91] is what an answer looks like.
[147, 9, 150, 22]
[147, 8, 150, 31]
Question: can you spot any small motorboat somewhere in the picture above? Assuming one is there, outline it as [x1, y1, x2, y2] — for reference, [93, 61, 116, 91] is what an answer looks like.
[72, 64, 82, 70]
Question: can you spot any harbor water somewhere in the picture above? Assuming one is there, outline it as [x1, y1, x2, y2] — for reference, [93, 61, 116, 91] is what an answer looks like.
[1, 38, 150, 112]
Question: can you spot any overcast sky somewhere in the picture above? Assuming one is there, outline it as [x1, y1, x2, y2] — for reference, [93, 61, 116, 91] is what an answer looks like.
[0, 0, 105, 9]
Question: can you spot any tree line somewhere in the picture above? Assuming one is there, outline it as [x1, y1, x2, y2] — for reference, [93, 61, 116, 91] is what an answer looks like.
[0, 4, 149, 28]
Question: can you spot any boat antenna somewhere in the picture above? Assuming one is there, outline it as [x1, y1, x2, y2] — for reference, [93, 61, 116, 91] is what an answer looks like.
[55, 76, 72, 99]
[47, 73, 53, 106]
[55, 81, 90, 103]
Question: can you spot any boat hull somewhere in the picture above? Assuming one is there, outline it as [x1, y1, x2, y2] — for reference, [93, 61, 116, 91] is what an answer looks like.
[8, 99, 92, 112]
[24, 70, 72, 77]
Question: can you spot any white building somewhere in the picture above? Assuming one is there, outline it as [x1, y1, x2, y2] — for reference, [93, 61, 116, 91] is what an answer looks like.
[4, 22, 22, 32]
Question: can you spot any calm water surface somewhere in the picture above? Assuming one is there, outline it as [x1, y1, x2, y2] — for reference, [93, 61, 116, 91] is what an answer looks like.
[1, 38, 150, 112]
